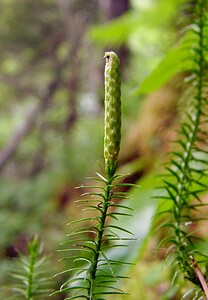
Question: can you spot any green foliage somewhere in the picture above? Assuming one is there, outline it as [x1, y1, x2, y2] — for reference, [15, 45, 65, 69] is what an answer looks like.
[89, 11, 138, 47]
[9, 237, 53, 299]
[2, 0, 208, 299]
[157, 0, 208, 296]
[138, 31, 194, 93]
[0, 174, 56, 249]
[89, 0, 184, 48]
[53, 173, 135, 299]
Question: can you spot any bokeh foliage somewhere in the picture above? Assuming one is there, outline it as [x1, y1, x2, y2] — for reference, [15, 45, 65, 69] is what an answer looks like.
[1, 0, 207, 299]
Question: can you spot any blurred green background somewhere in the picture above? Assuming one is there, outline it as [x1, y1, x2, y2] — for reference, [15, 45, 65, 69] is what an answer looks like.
[0, 0, 193, 299]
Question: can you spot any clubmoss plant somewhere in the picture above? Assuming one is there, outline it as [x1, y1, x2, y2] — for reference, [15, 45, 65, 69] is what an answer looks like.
[53, 51, 134, 299]
[9, 237, 53, 299]
[157, 0, 208, 297]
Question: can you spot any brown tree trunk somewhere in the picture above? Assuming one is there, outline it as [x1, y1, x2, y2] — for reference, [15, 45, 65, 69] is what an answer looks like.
[108, 0, 129, 19]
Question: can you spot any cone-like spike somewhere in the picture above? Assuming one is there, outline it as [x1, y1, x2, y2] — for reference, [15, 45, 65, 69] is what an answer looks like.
[104, 51, 121, 179]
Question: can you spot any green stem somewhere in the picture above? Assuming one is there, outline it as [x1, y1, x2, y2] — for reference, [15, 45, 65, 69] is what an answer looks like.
[27, 254, 35, 300]
[87, 177, 113, 299]
[171, 0, 207, 285]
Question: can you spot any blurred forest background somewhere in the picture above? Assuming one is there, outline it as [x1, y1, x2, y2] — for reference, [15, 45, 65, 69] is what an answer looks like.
[0, 0, 198, 299]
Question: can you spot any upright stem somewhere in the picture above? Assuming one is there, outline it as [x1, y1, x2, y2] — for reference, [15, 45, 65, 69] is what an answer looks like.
[87, 178, 113, 299]
[27, 254, 35, 300]
[169, 0, 208, 290]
